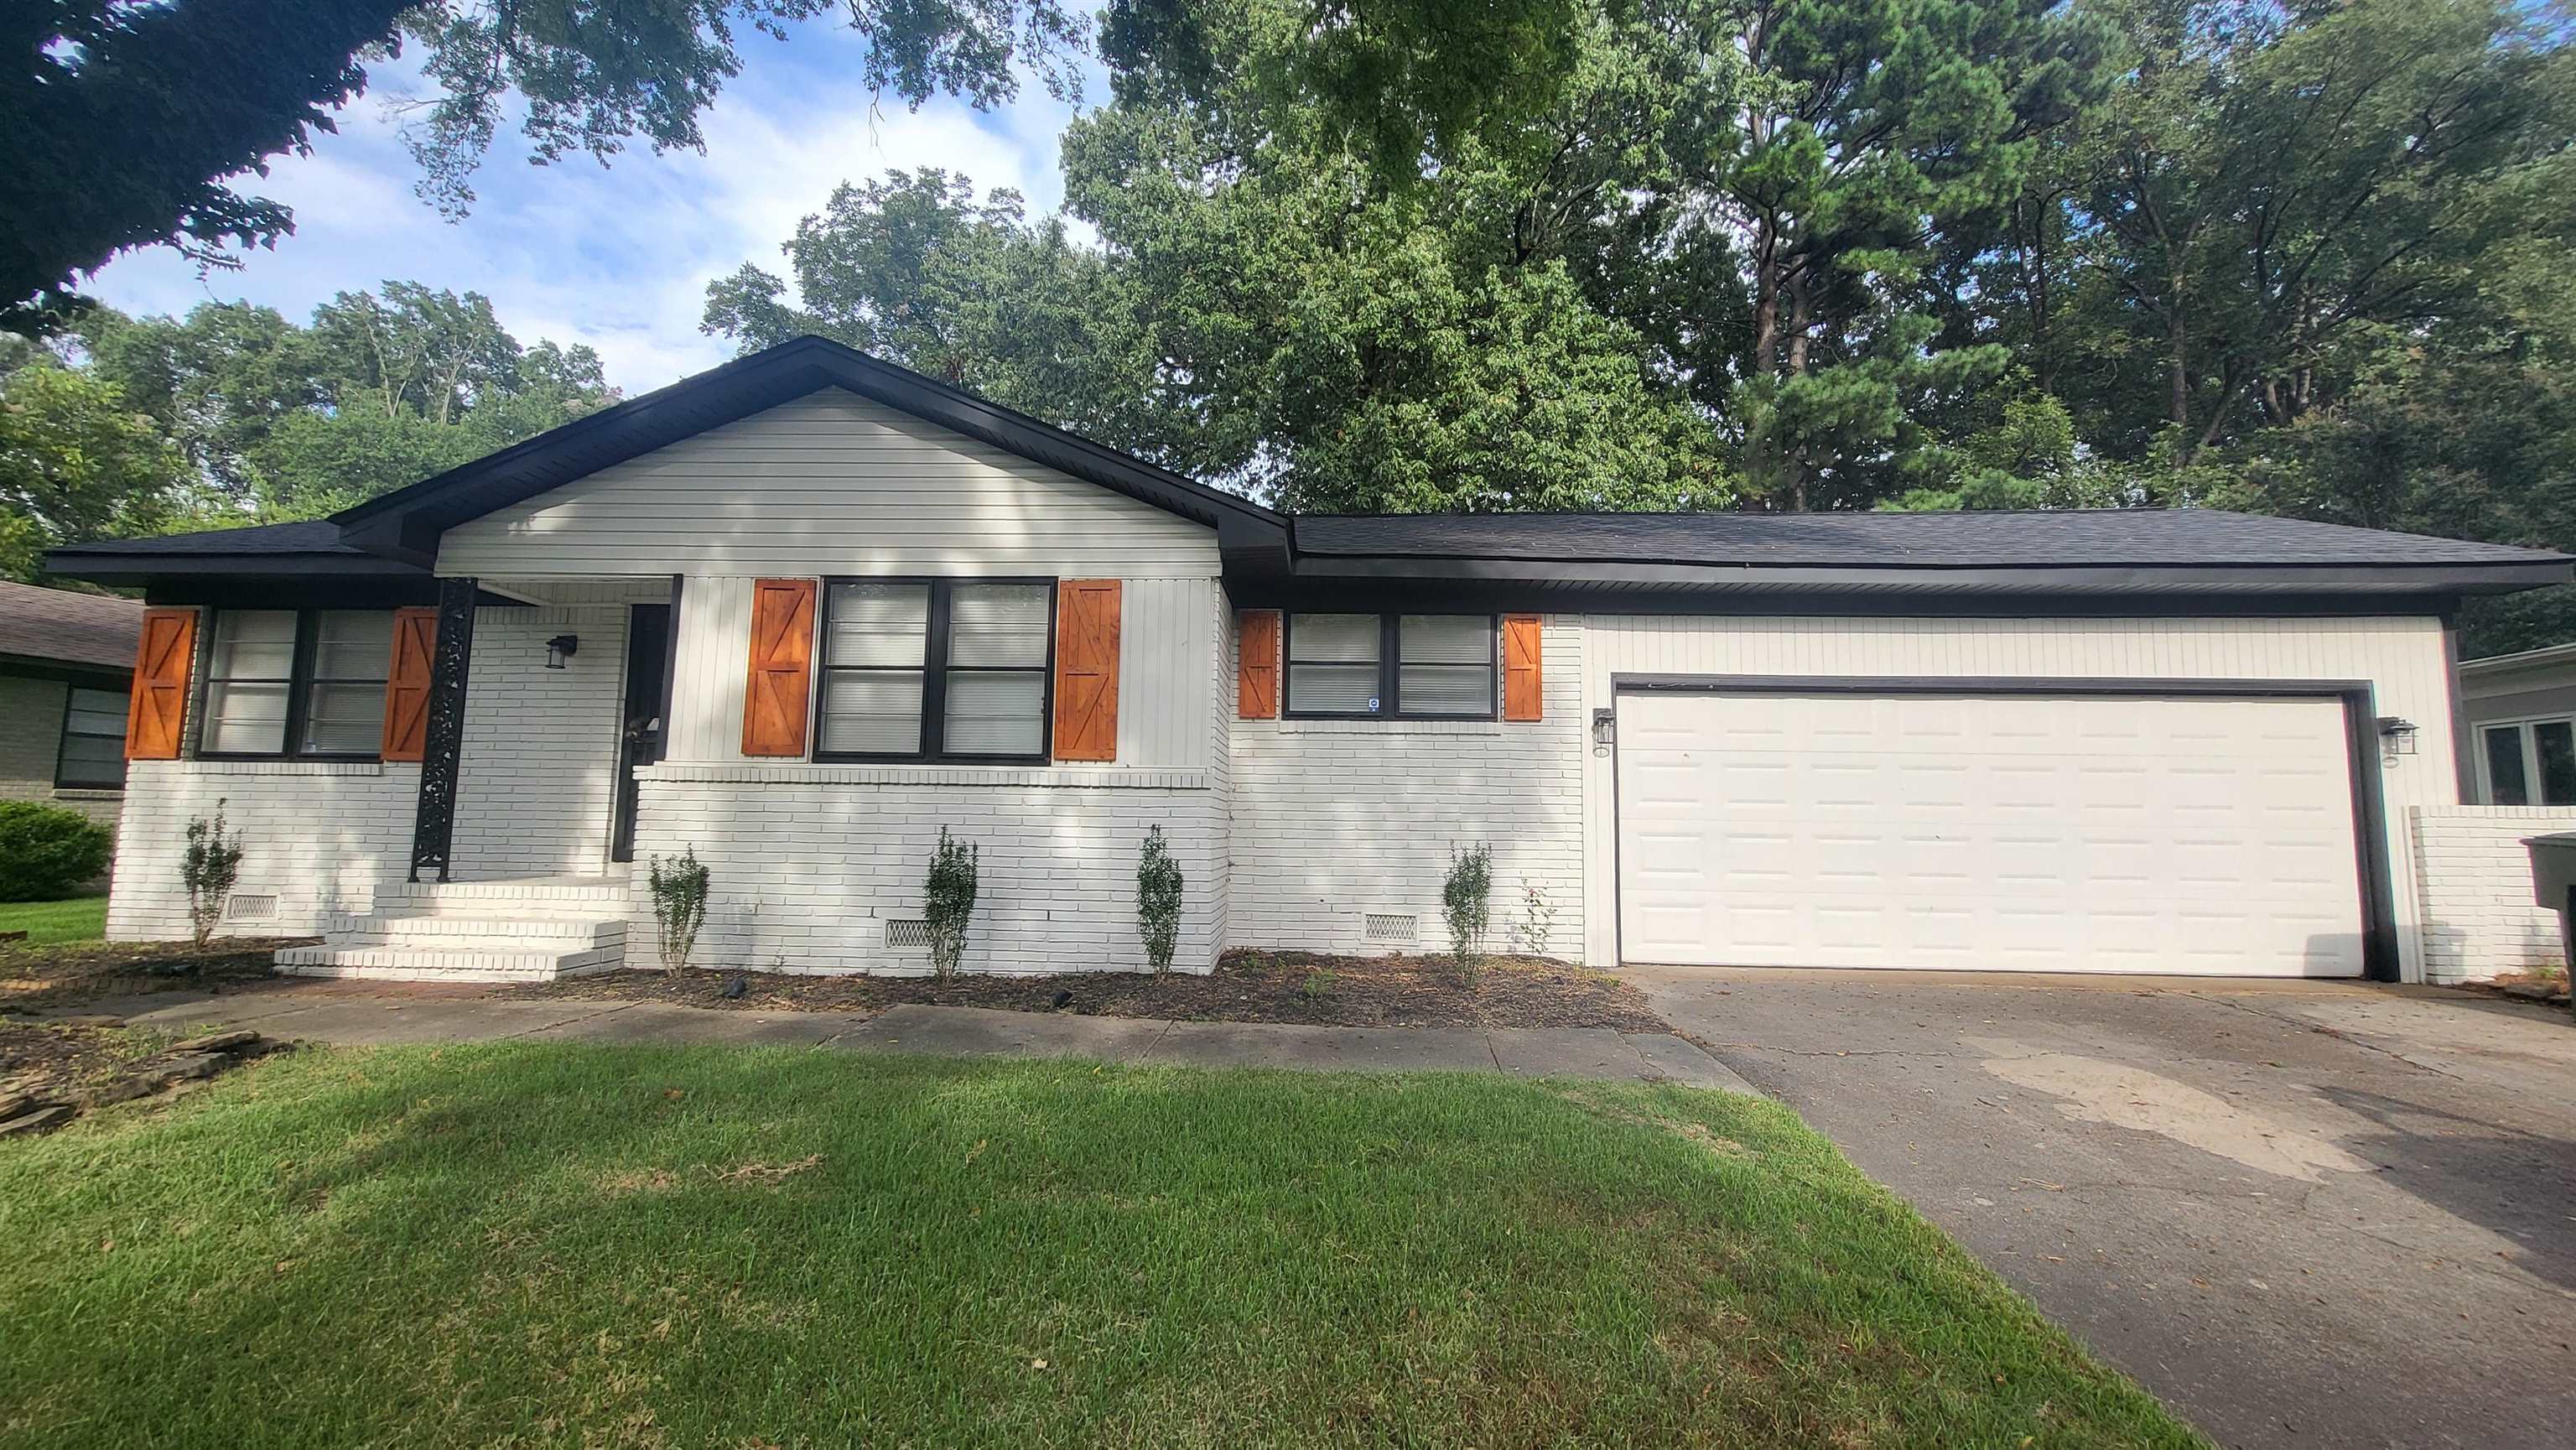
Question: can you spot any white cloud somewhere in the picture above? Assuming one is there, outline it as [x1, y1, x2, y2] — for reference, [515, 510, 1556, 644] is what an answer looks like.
[81, 23, 1086, 396]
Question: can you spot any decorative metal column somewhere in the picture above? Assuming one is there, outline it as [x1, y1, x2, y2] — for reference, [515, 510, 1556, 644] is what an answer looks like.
[408, 575, 477, 882]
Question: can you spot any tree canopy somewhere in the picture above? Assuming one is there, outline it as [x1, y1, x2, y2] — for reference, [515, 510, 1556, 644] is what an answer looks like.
[0, 284, 612, 578]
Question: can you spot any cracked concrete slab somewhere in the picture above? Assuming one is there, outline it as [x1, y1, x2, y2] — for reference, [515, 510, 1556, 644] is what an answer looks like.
[1628, 964, 2576, 1450]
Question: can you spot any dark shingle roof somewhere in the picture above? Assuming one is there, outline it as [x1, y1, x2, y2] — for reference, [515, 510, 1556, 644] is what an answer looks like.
[0, 580, 142, 669]
[47, 520, 371, 558]
[1291, 509, 2568, 569]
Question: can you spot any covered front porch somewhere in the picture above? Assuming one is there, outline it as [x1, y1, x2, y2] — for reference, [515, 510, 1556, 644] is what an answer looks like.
[275, 573, 674, 980]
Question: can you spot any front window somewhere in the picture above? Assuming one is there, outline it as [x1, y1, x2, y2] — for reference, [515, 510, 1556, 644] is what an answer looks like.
[55, 685, 128, 789]
[1285, 612, 1495, 719]
[201, 609, 392, 758]
[2482, 718, 2576, 805]
[817, 579, 1054, 761]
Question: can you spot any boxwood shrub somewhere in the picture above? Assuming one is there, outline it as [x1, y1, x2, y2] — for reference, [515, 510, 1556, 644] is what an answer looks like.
[0, 801, 113, 902]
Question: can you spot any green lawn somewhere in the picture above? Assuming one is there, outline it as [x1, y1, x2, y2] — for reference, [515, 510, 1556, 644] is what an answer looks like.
[0, 1046, 2203, 1448]
[0, 896, 105, 947]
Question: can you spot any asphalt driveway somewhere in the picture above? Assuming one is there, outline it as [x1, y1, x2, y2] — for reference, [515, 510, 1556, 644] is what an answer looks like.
[1629, 967, 2576, 1449]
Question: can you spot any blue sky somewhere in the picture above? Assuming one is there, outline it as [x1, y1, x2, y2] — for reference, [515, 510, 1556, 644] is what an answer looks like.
[87, 23, 1102, 394]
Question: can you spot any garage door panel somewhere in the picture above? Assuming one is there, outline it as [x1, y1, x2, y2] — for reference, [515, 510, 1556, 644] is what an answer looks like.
[1615, 690, 2366, 978]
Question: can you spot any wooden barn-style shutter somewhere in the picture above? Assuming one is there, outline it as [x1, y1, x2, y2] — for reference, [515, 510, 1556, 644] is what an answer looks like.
[1502, 613, 1544, 722]
[125, 607, 198, 761]
[379, 607, 440, 761]
[1052, 579, 1122, 761]
[741, 578, 817, 757]
[1236, 610, 1280, 720]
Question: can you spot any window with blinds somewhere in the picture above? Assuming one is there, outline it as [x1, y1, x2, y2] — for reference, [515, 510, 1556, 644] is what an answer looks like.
[55, 685, 129, 788]
[817, 579, 1054, 761]
[200, 609, 394, 759]
[1285, 612, 1495, 720]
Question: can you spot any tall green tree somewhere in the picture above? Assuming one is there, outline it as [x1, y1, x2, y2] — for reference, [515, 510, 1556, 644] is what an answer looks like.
[0, 364, 194, 579]
[76, 288, 613, 520]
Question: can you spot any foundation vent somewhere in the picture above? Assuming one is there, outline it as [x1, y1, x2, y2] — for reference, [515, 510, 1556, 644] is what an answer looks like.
[223, 893, 279, 922]
[1363, 913, 1418, 945]
[882, 919, 932, 949]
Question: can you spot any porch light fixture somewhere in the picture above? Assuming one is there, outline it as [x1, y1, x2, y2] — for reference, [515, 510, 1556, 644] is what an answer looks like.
[545, 634, 580, 669]
[2376, 715, 2418, 756]
[1592, 706, 1617, 755]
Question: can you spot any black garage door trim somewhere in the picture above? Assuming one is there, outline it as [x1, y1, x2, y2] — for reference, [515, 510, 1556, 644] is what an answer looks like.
[1608, 674, 2399, 982]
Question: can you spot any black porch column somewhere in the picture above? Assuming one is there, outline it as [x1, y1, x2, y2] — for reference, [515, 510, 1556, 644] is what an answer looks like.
[408, 575, 478, 882]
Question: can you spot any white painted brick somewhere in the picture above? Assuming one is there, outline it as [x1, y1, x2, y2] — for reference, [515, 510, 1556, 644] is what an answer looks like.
[1225, 615, 1587, 961]
[2411, 806, 2576, 983]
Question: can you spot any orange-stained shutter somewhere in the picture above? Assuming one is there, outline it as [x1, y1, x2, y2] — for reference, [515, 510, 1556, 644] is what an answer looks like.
[379, 607, 439, 761]
[741, 579, 817, 757]
[126, 607, 198, 760]
[1237, 610, 1280, 720]
[1502, 614, 1543, 722]
[1052, 579, 1122, 761]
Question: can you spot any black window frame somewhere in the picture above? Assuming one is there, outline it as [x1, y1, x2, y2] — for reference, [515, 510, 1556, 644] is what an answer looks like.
[812, 576, 1058, 765]
[195, 607, 392, 763]
[2480, 715, 2576, 807]
[1281, 611, 1499, 721]
[52, 678, 130, 790]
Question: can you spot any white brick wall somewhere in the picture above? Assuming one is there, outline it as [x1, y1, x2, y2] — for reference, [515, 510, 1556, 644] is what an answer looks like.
[627, 764, 1227, 974]
[2412, 805, 2576, 982]
[106, 760, 416, 940]
[452, 604, 632, 879]
[1226, 615, 1587, 960]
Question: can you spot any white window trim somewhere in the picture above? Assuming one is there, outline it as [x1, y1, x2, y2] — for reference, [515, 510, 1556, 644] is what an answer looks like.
[2474, 712, 2576, 805]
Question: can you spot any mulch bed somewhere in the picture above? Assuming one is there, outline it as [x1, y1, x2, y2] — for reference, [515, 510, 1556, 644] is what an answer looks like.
[1, 1018, 288, 1136]
[0, 938, 309, 1016]
[504, 948, 1674, 1032]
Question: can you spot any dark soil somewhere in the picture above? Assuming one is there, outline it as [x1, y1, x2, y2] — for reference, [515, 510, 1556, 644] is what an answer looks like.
[503, 948, 1674, 1032]
[0, 938, 304, 1016]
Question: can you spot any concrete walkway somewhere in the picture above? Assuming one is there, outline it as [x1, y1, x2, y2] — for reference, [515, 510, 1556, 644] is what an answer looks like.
[63, 983, 1760, 1093]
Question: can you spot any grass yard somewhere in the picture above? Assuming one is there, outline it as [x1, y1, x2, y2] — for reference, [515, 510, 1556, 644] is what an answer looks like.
[0, 896, 106, 947]
[0, 1047, 2204, 1449]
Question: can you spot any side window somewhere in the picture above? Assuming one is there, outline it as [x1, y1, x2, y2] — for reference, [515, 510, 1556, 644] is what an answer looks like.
[2480, 719, 2576, 806]
[1285, 612, 1496, 719]
[1397, 615, 1496, 717]
[55, 686, 128, 789]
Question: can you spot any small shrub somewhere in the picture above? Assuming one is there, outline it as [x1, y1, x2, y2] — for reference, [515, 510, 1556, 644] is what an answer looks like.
[924, 828, 979, 980]
[1511, 878, 1558, 959]
[179, 801, 245, 946]
[1300, 969, 1339, 1000]
[1136, 824, 1184, 974]
[1442, 842, 1495, 984]
[647, 847, 710, 977]
[0, 801, 112, 903]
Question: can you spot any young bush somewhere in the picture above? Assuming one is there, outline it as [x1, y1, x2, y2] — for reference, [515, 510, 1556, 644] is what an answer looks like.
[1511, 878, 1558, 959]
[0, 801, 113, 903]
[924, 828, 979, 980]
[1442, 842, 1495, 984]
[1136, 824, 1183, 974]
[647, 847, 710, 977]
[180, 800, 245, 946]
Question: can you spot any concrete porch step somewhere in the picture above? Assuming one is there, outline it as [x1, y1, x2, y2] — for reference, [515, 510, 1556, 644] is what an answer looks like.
[276, 943, 628, 984]
[361, 915, 629, 949]
[378, 876, 633, 919]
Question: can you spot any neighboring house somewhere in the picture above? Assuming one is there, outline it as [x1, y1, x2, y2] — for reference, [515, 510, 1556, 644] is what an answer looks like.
[0, 579, 140, 828]
[44, 338, 2576, 985]
[2459, 642, 2576, 807]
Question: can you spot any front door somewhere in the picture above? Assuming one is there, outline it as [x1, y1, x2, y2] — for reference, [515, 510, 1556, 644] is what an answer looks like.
[611, 602, 673, 864]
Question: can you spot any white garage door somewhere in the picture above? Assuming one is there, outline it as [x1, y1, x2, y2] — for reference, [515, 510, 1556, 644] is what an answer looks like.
[1615, 689, 2366, 977]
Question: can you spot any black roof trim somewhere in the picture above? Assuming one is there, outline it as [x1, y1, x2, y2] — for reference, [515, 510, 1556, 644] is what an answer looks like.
[1283, 553, 2570, 598]
[328, 335, 1286, 565]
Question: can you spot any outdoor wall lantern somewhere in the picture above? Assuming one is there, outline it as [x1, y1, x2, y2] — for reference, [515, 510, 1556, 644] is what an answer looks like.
[545, 634, 580, 669]
[2376, 715, 2418, 756]
[1592, 707, 1617, 755]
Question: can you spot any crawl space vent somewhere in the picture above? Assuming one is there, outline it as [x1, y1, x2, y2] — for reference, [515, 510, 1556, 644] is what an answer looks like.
[882, 919, 932, 948]
[1363, 913, 1418, 944]
[223, 893, 279, 922]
